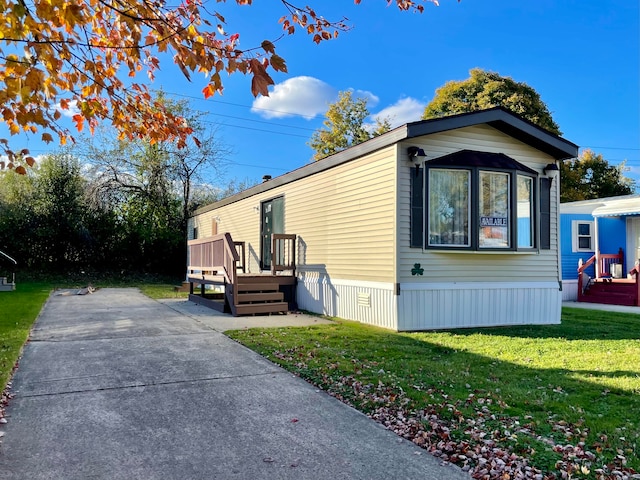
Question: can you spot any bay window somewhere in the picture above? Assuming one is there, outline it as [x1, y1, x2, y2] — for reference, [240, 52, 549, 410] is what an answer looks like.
[411, 150, 548, 252]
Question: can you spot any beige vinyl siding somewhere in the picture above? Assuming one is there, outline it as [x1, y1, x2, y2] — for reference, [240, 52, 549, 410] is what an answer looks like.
[397, 124, 560, 284]
[191, 146, 397, 283]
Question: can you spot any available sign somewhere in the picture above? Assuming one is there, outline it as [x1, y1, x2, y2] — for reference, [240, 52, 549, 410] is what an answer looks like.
[480, 216, 508, 227]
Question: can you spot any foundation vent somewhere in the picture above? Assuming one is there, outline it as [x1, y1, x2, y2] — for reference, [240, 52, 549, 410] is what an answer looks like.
[357, 292, 371, 308]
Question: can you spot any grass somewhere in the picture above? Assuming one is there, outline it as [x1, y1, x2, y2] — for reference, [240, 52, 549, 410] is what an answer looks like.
[138, 284, 189, 300]
[0, 283, 52, 391]
[227, 307, 640, 478]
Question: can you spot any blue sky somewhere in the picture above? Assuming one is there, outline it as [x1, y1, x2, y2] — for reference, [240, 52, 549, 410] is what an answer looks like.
[5, 0, 640, 190]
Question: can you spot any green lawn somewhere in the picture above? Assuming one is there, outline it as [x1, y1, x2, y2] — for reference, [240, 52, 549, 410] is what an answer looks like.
[227, 308, 640, 479]
[138, 284, 189, 300]
[0, 283, 52, 391]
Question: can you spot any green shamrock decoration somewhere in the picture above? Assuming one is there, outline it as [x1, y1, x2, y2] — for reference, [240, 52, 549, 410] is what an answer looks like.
[411, 263, 424, 276]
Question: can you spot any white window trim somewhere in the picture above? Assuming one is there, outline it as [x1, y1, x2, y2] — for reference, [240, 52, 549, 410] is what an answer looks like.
[571, 220, 594, 252]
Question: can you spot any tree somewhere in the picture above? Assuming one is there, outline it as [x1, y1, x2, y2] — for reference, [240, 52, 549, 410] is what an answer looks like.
[84, 95, 229, 229]
[422, 68, 561, 135]
[560, 149, 635, 202]
[309, 90, 391, 161]
[0, 0, 438, 169]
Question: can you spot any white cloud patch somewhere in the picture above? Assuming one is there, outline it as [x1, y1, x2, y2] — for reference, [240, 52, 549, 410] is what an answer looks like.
[352, 89, 379, 108]
[251, 76, 337, 120]
[370, 97, 426, 129]
[53, 100, 80, 118]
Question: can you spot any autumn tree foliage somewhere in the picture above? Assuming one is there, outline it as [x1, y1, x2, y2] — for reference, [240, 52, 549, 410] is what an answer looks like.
[0, 0, 439, 172]
[422, 68, 561, 135]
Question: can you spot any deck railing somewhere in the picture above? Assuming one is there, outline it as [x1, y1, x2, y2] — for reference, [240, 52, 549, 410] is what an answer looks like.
[271, 234, 296, 275]
[188, 233, 239, 289]
[577, 248, 625, 300]
[578, 248, 624, 278]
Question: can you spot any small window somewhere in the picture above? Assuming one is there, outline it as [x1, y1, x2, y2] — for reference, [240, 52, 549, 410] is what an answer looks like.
[572, 221, 594, 252]
[517, 175, 534, 248]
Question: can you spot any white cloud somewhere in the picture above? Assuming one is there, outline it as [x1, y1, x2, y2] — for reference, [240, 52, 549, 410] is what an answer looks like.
[53, 100, 80, 118]
[352, 89, 379, 108]
[251, 76, 337, 120]
[370, 97, 426, 129]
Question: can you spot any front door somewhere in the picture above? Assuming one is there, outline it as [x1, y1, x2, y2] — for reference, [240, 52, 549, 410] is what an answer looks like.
[261, 196, 284, 270]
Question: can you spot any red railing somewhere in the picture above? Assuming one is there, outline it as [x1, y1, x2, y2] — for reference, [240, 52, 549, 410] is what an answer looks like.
[577, 248, 625, 301]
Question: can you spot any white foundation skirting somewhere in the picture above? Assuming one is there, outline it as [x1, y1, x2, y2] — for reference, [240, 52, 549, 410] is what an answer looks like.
[561, 280, 578, 302]
[397, 281, 562, 331]
[296, 274, 398, 330]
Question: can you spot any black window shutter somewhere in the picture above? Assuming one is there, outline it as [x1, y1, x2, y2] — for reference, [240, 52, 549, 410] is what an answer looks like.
[540, 178, 551, 250]
[410, 167, 424, 248]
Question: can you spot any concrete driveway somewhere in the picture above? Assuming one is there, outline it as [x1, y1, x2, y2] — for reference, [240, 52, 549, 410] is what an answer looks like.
[0, 288, 468, 480]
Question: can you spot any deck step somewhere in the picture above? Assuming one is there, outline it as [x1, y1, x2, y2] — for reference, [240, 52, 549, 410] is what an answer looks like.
[581, 293, 637, 306]
[237, 283, 279, 293]
[236, 292, 284, 303]
[234, 302, 289, 315]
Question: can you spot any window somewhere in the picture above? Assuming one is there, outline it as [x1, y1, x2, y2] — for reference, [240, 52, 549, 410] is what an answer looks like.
[411, 150, 544, 251]
[517, 175, 534, 248]
[479, 171, 510, 248]
[428, 169, 470, 247]
[572, 221, 594, 252]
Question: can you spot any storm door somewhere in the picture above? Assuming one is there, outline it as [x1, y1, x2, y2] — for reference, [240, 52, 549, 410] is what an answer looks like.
[627, 217, 640, 272]
[260, 196, 284, 270]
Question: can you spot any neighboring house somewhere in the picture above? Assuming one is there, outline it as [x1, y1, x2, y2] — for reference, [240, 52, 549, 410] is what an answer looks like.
[560, 194, 640, 305]
[187, 107, 578, 331]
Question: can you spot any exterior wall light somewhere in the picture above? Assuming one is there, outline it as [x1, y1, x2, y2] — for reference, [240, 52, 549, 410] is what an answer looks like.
[543, 162, 560, 183]
[407, 146, 427, 175]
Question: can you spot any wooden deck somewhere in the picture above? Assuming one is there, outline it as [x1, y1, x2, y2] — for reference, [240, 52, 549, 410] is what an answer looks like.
[187, 233, 297, 316]
[578, 251, 640, 307]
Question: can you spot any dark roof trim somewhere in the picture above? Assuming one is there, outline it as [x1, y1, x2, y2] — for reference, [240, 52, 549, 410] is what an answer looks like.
[193, 107, 578, 217]
[425, 150, 538, 174]
[405, 107, 578, 161]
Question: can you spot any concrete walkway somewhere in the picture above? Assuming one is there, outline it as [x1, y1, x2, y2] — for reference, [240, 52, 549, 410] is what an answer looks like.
[562, 301, 640, 315]
[0, 288, 468, 480]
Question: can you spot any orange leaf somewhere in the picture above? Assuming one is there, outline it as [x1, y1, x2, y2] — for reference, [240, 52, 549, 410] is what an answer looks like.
[25, 156, 36, 167]
[72, 114, 84, 132]
[42, 133, 54, 143]
[15, 165, 27, 175]
[202, 84, 215, 99]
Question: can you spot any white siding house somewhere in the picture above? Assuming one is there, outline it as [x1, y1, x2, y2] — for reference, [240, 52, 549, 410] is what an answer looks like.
[189, 107, 578, 330]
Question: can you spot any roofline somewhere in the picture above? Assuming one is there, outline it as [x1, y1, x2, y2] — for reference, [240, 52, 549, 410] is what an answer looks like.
[405, 107, 579, 161]
[560, 193, 640, 207]
[193, 107, 579, 217]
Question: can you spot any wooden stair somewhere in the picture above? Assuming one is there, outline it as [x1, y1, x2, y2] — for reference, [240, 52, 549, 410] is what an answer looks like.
[228, 275, 290, 316]
[580, 279, 638, 306]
